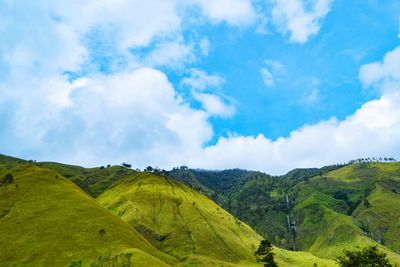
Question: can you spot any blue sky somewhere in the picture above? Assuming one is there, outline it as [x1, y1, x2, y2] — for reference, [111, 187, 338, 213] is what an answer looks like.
[1, 0, 400, 174]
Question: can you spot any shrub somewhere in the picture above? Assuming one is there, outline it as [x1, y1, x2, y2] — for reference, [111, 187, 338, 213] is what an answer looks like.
[336, 246, 394, 267]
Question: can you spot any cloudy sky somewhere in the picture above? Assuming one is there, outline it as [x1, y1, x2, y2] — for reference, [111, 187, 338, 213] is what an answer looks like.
[1, 0, 400, 174]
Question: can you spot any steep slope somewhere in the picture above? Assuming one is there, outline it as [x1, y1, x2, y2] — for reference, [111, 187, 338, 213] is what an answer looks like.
[167, 166, 343, 248]
[97, 172, 337, 267]
[285, 163, 400, 264]
[97, 172, 262, 266]
[167, 163, 400, 265]
[36, 161, 137, 197]
[0, 164, 175, 266]
[0, 154, 27, 171]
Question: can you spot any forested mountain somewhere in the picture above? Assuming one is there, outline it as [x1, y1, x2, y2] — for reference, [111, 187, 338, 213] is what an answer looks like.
[167, 163, 400, 264]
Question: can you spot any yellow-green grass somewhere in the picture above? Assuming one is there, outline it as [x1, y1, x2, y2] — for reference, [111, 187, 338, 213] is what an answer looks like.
[353, 185, 400, 253]
[0, 165, 175, 266]
[36, 161, 138, 197]
[311, 163, 400, 253]
[97, 172, 262, 265]
[274, 247, 336, 267]
[291, 163, 400, 265]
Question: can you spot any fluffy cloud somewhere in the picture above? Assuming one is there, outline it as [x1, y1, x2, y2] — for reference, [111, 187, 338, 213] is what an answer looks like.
[192, 92, 235, 118]
[2, 0, 399, 176]
[271, 0, 333, 43]
[189, 45, 400, 174]
[0, 0, 249, 169]
[190, 0, 256, 25]
[0, 1, 86, 80]
[181, 69, 235, 117]
[359, 46, 400, 93]
[50, 0, 182, 49]
[2, 68, 212, 167]
[192, 93, 400, 174]
[181, 69, 224, 90]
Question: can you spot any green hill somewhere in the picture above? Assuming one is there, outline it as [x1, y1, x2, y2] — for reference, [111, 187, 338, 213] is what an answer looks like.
[292, 162, 400, 262]
[96, 172, 262, 265]
[2, 154, 399, 266]
[0, 156, 336, 267]
[166, 163, 400, 265]
[36, 161, 138, 197]
[0, 163, 175, 266]
[96, 172, 337, 267]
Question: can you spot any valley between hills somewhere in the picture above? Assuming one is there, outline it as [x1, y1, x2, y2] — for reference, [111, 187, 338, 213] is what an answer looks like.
[1, 154, 400, 266]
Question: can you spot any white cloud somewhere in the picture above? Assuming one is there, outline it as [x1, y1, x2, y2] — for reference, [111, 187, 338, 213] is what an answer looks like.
[3, 68, 213, 168]
[50, 0, 182, 49]
[261, 68, 275, 87]
[359, 46, 400, 93]
[260, 59, 285, 87]
[0, 0, 249, 169]
[181, 69, 224, 91]
[0, 2, 87, 80]
[187, 45, 400, 174]
[190, 0, 256, 26]
[4, 0, 400, 177]
[193, 92, 236, 118]
[271, 0, 333, 43]
[181, 69, 234, 117]
[191, 91, 400, 174]
[199, 38, 211, 56]
[142, 40, 195, 69]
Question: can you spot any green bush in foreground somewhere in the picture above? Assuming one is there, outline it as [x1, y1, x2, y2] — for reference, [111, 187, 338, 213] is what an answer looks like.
[336, 246, 394, 267]
[255, 240, 278, 267]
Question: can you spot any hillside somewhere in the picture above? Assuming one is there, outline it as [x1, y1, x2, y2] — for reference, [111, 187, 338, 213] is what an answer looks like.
[291, 163, 400, 260]
[96, 172, 337, 267]
[36, 161, 138, 197]
[167, 166, 343, 247]
[0, 163, 175, 266]
[1, 154, 399, 266]
[0, 156, 338, 267]
[96, 172, 262, 265]
[167, 163, 400, 265]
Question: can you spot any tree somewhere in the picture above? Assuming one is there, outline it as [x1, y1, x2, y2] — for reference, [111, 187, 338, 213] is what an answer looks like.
[145, 166, 153, 172]
[2, 173, 14, 185]
[98, 229, 106, 239]
[121, 162, 132, 168]
[336, 246, 394, 267]
[255, 240, 278, 267]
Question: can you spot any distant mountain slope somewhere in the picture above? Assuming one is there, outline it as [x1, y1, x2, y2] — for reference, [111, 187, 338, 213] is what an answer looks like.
[0, 164, 175, 266]
[167, 163, 400, 265]
[167, 166, 342, 247]
[292, 163, 400, 260]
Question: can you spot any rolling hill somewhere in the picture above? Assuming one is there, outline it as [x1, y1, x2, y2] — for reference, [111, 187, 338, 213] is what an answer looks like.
[0, 163, 176, 266]
[96, 172, 261, 265]
[167, 163, 400, 265]
[96, 171, 336, 267]
[291, 163, 400, 262]
[1, 153, 399, 266]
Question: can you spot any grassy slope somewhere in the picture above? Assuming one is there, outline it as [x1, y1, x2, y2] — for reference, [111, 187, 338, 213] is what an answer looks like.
[97, 172, 337, 267]
[97, 172, 262, 265]
[0, 164, 175, 266]
[291, 163, 400, 264]
[3, 154, 398, 266]
[36, 162, 137, 197]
